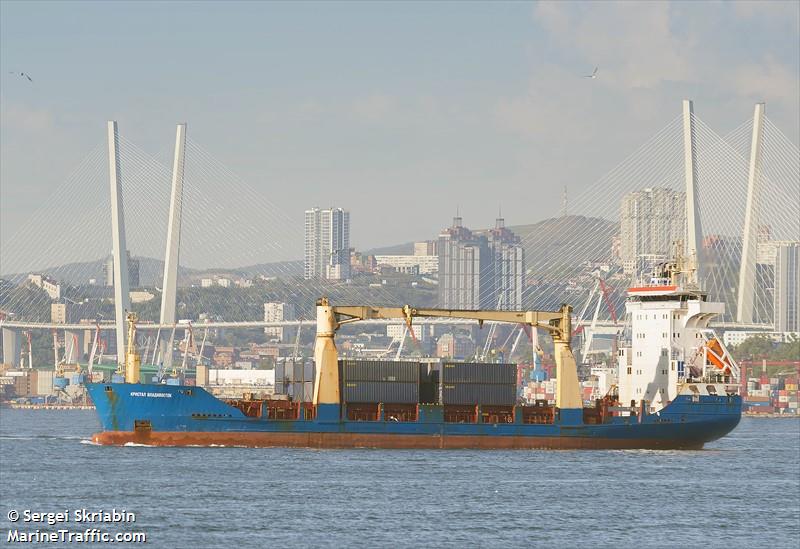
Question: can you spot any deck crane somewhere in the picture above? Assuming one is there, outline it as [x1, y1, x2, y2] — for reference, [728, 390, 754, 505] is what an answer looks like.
[574, 273, 619, 358]
[311, 298, 583, 422]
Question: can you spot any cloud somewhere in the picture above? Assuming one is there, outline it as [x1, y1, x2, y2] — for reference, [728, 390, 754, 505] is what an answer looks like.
[733, 0, 800, 32]
[532, 1, 693, 90]
[728, 56, 800, 104]
[534, 1, 800, 102]
[511, 1, 799, 132]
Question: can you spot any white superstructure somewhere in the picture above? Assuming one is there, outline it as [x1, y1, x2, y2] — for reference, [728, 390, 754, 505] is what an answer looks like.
[617, 259, 738, 412]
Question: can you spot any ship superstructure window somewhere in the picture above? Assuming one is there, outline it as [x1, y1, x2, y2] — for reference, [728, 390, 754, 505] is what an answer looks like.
[627, 367, 632, 375]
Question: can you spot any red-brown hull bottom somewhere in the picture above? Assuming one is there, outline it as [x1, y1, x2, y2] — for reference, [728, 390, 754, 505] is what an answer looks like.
[91, 430, 705, 450]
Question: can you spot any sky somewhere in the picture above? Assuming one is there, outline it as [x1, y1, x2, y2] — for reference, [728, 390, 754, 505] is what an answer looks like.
[1, 0, 798, 267]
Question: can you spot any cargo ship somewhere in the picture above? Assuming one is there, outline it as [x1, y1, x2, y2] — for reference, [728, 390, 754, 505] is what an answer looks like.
[87, 260, 741, 449]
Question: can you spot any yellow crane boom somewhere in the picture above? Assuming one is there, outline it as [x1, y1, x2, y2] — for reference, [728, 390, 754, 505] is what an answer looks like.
[312, 298, 583, 411]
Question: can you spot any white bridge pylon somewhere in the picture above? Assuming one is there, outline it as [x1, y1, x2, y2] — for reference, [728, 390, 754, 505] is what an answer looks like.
[157, 123, 187, 371]
[107, 121, 130, 366]
[736, 103, 765, 324]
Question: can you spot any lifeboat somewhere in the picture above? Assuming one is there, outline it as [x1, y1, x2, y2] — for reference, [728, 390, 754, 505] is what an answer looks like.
[705, 338, 733, 375]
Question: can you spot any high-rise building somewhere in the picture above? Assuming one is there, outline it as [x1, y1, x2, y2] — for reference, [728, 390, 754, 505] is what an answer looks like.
[774, 242, 799, 332]
[438, 216, 488, 309]
[483, 217, 525, 310]
[103, 251, 140, 288]
[264, 302, 297, 342]
[304, 208, 351, 280]
[437, 216, 524, 310]
[619, 188, 685, 275]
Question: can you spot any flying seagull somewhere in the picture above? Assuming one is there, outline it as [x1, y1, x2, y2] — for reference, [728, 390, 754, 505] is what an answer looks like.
[583, 67, 598, 79]
[9, 71, 33, 82]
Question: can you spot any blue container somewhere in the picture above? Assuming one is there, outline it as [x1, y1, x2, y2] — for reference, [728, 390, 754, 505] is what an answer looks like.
[30, 396, 45, 405]
[151, 376, 161, 383]
[166, 378, 180, 386]
[53, 377, 69, 389]
[111, 374, 125, 383]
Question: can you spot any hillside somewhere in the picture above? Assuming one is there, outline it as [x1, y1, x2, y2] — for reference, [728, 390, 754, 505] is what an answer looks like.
[509, 215, 618, 278]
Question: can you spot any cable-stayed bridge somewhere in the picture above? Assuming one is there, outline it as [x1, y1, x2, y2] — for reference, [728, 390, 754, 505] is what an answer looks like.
[1, 99, 798, 368]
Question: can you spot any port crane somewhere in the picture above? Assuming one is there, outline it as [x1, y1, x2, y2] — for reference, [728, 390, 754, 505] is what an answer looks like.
[574, 273, 619, 360]
[311, 298, 583, 418]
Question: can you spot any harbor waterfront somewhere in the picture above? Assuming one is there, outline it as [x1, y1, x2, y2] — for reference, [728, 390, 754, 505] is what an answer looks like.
[0, 408, 797, 547]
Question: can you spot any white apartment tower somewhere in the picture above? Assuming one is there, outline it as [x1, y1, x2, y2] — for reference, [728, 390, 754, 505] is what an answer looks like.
[619, 188, 686, 275]
[264, 302, 296, 342]
[304, 207, 351, 280]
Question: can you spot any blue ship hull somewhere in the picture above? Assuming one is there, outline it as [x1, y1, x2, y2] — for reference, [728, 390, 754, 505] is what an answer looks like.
[86, 383, 741, 449]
